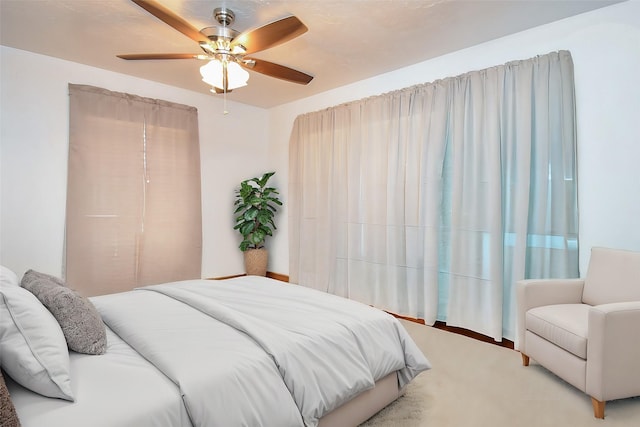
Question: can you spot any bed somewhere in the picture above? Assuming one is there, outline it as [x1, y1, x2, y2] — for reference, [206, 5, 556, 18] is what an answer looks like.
[1, 272, 431, 427]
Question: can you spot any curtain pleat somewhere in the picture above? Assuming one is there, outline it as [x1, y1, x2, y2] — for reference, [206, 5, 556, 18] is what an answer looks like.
[289, 51, 578, 341]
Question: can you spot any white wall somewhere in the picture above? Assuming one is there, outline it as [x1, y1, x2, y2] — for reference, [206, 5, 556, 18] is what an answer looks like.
[2, 1, 639, 281]
[268, 0, 640, 276]
[0, 46, 269, 280]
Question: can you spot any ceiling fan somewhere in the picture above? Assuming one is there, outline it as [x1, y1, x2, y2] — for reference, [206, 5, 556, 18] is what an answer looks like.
[118, 0, 313, 93]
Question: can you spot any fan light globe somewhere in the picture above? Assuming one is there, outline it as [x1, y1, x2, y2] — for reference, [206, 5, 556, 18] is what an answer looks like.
[200, 60, 249, 90]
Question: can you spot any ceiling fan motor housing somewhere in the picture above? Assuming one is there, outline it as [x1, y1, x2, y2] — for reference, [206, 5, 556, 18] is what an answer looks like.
[213, 7, 235, 26]
[200, 26, 239, 43]
[200, 8, 241, 57]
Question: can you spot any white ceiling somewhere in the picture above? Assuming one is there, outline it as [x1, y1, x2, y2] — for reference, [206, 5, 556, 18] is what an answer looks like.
[0, 0, 624, 108]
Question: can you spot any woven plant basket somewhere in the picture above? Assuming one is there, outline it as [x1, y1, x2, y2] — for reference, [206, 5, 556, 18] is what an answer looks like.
[244, 248, 268, 276]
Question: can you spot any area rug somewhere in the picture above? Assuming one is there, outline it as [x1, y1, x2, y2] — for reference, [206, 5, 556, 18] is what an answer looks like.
[360, 320, 640, 427]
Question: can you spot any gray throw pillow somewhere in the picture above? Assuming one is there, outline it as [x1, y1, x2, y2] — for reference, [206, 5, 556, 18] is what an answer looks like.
[21, 269, 65, 286]
[21, 270, 107, 355]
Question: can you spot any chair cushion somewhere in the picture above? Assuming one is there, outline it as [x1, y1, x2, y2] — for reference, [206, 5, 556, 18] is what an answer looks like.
[525, 304, 589, 359]
[583, 247, 640, 306]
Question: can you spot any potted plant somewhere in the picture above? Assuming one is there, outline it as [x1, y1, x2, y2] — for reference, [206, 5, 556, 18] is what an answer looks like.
[233, 171, 282, 276]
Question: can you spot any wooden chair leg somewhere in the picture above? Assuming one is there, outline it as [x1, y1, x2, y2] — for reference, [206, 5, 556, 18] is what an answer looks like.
[591, 397, 605, 419]
[521, 353, 530, 366]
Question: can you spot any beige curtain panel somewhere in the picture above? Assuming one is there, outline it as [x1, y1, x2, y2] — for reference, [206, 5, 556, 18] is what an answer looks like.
[289, 51, 578, 341]
[66, 84, 202, 296]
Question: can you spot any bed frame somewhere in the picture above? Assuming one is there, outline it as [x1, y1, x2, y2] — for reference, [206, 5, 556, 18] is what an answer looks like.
[318, 372, 403, 426]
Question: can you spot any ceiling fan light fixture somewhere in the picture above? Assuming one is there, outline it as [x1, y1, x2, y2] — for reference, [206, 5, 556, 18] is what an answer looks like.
[200, 59, 249, 91]
[199, 42, 216, 54]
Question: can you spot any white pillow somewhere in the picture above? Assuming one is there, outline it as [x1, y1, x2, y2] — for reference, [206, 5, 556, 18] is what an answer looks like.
[0, 265, 18, 287]
[0, 282, 74, 401]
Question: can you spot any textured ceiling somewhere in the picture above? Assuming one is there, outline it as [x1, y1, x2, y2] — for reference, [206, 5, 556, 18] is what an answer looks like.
[0, 0, 624, 108]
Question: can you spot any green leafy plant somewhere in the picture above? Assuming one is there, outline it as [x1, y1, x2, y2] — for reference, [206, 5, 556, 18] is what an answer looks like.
[233, 171, 282, 252]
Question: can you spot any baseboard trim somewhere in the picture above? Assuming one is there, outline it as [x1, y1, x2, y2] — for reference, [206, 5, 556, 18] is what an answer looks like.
[384, 311, 426, 325]
[433, 321, 514, 349]
[208, 272, 289, 282]
[208, 274, 244, 280]
[266, 272, 289, 282]
[383, 311, 513, 349]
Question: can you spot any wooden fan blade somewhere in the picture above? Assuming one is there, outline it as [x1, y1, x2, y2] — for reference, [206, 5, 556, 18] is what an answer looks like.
[117, 53, 200, 60]
[243, 58, 313, 85]
[231, 16, 307, 55]
[131, 0, 209, 43]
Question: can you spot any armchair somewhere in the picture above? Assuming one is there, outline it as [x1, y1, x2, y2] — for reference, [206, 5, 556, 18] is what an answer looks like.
[516, 247, 640, 418]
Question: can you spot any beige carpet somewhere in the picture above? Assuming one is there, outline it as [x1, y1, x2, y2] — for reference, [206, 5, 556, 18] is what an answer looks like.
[360, 320, 640, 427]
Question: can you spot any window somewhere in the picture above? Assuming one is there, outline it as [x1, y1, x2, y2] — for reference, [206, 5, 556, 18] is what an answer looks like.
[65, 84, 202, 296]
[289, 51, 578, 341]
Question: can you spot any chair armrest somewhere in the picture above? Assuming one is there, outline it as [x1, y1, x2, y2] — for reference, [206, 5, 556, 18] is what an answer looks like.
[515, 278, 584, 350]
[586, 301, 640, 402]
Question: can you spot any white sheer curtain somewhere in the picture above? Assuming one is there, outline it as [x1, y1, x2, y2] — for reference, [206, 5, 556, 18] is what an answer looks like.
[66, 84, 202, 297]
[289, 51, 578, 341]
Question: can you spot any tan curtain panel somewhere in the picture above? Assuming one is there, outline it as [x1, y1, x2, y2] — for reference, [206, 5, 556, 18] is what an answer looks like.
[66, 84, 202, 296]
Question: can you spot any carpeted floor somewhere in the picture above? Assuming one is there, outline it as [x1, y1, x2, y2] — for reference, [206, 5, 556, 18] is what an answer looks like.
[360, 320, 640, 427]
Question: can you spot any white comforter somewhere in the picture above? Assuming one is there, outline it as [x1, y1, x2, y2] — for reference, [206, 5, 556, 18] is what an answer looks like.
[94, 276, 430, 427]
